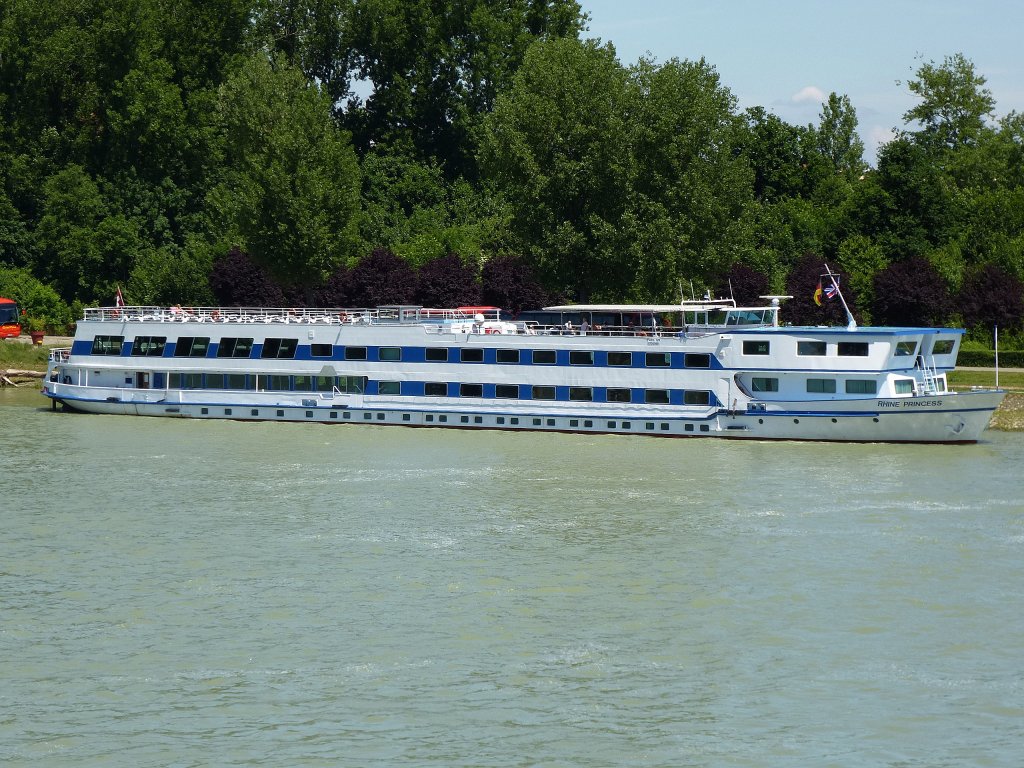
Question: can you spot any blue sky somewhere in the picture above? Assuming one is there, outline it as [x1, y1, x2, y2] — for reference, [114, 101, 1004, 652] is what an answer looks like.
[580, 0, 1024, 164]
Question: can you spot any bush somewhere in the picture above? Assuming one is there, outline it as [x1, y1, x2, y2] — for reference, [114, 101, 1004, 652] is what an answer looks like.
[416, 253, 480, 308]
[0, 266, 74, 332]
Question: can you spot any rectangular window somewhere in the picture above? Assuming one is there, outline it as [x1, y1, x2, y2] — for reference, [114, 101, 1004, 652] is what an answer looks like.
[645, 352, 670, 367]
[460, 348, 484, 363]
[838, 342, 869, 357]
[846, 379, 877, 394]
[797, 340, 826, 356]
[895, 341, 917, 357]
[92, 335, 124, 355]
[532, 385, 555, 400]
[684, 353, 710, 368]
[569, 387, 593, 401]
[261, 338, 298, 359]
[169, 372, 203, 389]
[532, 349, 556, 365]
[496, 349, 520, 364]
[607, 388, 631, 403]
[895, 379, 914, 395]
[806, 378, 837, 393]
[131, 336, 166, 356]
[645, 389, 670, 404]
[751, 377, 779, 392]
[174, 336, 210, 357]
[205, 373, 225, 389]
[743, 340, 770, 355]
[425, 347, 448, 362]
[932, 339, 955, 355]
[569, 350, 594, 366]
[344, 346, 366, 360]
[495, 384, 519, 399]
[316, 376, 335, 392]
[424, 382, 447, 396]
[683, 390, 711, 405]
[266, 375, 290, 391]
[608, 351, 632, 366]
[293, 376, 313, 391]
[217, 337, 253, 358]
[460, 383, 483, 397]
[379, 346, 401, 361]
[334, 376, 365, 394]
[377, 380, 400, 395]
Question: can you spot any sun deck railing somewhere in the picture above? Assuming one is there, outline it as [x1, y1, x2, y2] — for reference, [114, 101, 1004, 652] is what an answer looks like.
[82, 305, 504, 325]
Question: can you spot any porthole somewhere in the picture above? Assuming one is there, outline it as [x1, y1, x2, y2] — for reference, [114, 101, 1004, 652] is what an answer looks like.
[793, 418, 800, 424]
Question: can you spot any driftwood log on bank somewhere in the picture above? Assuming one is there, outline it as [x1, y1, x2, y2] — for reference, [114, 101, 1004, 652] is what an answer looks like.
[1, 368, 44, 386]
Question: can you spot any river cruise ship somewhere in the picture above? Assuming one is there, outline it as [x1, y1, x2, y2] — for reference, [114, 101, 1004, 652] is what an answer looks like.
[42, 296, 1004, 443]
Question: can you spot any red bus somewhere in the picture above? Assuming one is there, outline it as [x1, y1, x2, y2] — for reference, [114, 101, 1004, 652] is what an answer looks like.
[0, 297, 23, 338]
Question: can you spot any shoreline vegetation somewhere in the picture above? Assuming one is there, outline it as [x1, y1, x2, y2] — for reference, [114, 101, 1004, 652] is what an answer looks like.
[4, 339, 1023, 432]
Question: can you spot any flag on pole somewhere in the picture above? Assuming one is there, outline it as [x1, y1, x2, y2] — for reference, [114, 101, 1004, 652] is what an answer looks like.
[813, 280, 823, 307]
[115, 285, 125, 308]
[824, 276, 839, 300]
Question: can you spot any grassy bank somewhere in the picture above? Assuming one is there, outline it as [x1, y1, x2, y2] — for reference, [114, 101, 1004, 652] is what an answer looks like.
[0, 339, 51, 369]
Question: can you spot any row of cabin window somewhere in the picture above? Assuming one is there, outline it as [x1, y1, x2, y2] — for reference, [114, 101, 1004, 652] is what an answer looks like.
[163, 371, 712, 405]
[94, 335, 713, 368]
[751, 377, 882, 395]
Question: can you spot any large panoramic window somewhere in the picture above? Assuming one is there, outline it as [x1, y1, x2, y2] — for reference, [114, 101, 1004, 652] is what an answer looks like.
[91, 335, 124, 355]
[174, 336, 209, 357]
[130, 336, 166, 356]
[217, 337, 253, 358]
[261, 338, 297, 359]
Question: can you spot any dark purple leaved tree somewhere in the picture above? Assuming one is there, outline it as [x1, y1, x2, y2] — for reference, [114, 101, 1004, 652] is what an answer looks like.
[346, 248, 418, 307]
[315, 264, 351, 307]
[416, 253, 481, 308]
[958, 264, 1024, 334]
[209, 247, 286, 306]
[872, 255, 952, 327]
[783, 253, 859, 326]
[480, 254, 547, 316]
[723, 263, 770, 306]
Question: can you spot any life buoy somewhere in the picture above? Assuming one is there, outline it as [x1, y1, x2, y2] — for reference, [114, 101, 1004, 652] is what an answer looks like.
[484, 327, 495, 334]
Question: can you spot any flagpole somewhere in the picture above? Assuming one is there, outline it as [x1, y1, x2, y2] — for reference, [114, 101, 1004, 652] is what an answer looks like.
[822, 263, 856, 330]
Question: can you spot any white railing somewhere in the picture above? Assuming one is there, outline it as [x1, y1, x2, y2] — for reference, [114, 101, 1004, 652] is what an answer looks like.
[81, 305, 505, 325]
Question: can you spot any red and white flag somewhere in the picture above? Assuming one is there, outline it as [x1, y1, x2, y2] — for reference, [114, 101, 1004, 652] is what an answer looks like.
[115, 285, 125, 308]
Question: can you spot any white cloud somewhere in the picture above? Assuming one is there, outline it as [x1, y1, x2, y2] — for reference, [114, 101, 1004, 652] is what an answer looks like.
[791, 85, 826, 104]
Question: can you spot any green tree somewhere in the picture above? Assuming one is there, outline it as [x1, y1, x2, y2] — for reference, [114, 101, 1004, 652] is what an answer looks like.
[480, 37, 633, 300]
[902, 53, 995, 151]
[210, 52, 362, 293]
[815, 92, 866, 181]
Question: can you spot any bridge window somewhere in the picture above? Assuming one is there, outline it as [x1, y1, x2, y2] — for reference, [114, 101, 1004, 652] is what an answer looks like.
[838, 342, 869, 357]
[895, 341, 918, 357]
[797, 341, 826, 356]
[932, 339, 955, 355]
